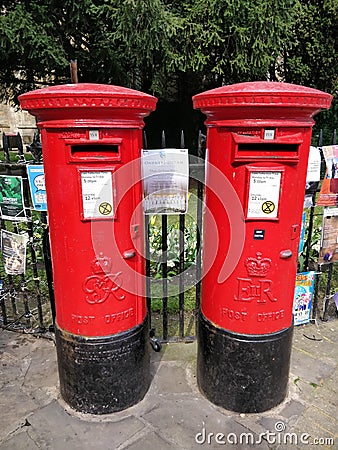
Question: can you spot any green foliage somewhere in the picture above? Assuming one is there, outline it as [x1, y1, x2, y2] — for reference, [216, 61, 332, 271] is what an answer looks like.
[148, 217, 197, 278]
[179, 0, 298, 83]
[0, 0, 182, 101]
[0, 2, 69, 102]
[150, 287, 196, 314]
[1, 0, 337, 108]
[283, 0, 338, 129]
[284, 0, 338, 94]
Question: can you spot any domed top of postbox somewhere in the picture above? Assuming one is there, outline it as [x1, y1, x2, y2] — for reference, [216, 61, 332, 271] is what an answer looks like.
[193, 81, 332, 124]
[19, 83, 157, 126]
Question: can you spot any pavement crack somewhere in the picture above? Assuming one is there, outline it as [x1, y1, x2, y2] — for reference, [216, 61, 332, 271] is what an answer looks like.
[23, 417, 31, 427]
[0, 416, 33, 445]
[26, 427, 43, 449]
[21, 357, 32, 387]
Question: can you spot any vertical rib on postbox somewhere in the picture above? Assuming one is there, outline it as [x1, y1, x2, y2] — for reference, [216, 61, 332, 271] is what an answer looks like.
[19, 84, 157, 414]
[193, 81, 332, 413]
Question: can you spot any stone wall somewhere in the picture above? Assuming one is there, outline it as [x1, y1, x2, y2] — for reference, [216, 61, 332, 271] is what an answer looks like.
[0, 103, 37, 145]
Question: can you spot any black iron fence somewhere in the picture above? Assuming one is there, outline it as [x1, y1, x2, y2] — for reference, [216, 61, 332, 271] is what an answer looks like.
[0, 129, 337, 341]
[0, 132, 54, 333]
[144, 131, 205, 341]
[300, 129, 338, 322]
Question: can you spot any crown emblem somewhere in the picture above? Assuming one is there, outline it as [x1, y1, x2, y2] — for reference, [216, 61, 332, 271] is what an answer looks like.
[245, 252, 271, 277]
[91, 253, 112, 274]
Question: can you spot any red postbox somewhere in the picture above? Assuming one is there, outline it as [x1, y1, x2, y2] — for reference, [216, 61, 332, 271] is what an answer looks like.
[19, 84, 157, 414]
[193, 82, 332, 413]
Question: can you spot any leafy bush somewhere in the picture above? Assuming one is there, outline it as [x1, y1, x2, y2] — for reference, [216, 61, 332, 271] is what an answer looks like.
[148, 216, 198, 278]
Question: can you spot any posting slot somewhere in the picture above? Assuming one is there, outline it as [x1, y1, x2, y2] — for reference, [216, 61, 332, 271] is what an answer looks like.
[70, 144, 120, 162]
[234, 143, 299, 162]
[230, 132, 302, 163]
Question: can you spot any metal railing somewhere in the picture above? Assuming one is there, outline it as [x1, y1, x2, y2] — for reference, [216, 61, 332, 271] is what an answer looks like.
[0, 129, 337, 340]
[0, 132, 54, 333]
[144, 130, 205, 341]
[301, 129, 338, 322]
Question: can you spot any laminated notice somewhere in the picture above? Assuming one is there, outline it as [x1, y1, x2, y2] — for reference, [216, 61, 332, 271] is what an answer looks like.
[80, 171, 113, 219]
[141, 149, 189, 215]
[247, 171, 281, 219]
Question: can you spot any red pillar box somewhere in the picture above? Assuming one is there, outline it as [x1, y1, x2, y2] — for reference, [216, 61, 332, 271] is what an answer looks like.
[193, 82, 332, 413]
[19, 84, 157, 414]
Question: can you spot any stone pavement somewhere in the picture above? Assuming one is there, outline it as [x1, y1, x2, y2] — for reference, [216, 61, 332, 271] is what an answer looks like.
[0, 320, 337, 450]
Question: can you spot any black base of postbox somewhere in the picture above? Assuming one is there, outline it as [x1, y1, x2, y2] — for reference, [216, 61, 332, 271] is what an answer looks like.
[55, 316, 150, 414]
[197, 313, 293, 413]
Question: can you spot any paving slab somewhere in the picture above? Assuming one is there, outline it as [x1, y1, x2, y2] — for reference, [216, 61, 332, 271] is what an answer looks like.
[0, 319, 337, 449]
[26, 401, 146, 450]
[124, 431, 176, 450]
[290, 346, 335, 385]
[279, 400, 306, 419]
[151, 362, 193, 394]
[0, 385, 38, 441]
[0, 431, 39, 450]
[142, 397, 270, 449]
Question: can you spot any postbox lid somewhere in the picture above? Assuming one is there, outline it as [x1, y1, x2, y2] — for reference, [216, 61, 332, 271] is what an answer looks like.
[19, 83, 157, 124]
[192, 81, 332, 123]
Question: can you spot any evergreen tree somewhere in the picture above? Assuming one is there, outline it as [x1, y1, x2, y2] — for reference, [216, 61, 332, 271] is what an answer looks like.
[0, 0, 336, 111]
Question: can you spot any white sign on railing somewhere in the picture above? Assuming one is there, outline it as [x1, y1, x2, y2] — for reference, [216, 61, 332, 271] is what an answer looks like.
[141, 149, 189, 215]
